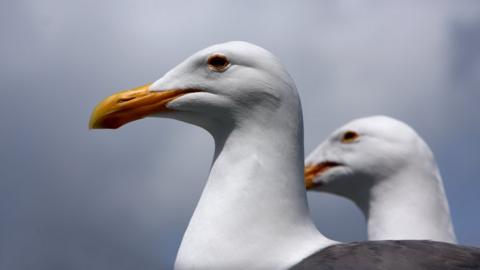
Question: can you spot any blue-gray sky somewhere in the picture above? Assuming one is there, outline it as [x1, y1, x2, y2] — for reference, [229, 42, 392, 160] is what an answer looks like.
[1, 1, 479, 269]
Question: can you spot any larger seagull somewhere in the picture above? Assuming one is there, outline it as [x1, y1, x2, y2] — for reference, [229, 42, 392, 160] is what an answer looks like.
[90, 41, 480, 269]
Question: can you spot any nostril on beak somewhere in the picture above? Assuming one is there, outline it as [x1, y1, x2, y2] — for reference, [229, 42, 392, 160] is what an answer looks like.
[118, 96, 136, 103]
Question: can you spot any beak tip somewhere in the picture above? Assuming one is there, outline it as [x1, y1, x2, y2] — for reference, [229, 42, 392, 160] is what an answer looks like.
[89, 117, 124, 129]
[88, 117, 99, 130]
[88, 117, 107, 130]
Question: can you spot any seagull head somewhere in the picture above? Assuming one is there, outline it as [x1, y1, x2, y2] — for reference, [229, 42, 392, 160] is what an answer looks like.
[304, 116, 431, 198]
[89, 41, 299, 136]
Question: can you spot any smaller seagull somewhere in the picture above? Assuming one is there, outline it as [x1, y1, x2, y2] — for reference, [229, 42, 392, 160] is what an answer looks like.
[305, 115, 457, 243]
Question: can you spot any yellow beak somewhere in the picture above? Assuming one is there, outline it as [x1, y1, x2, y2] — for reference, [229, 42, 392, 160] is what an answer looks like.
[304, 162, 338, 189]
[89, 83, 198, 129]
[304, 164, 321, 190]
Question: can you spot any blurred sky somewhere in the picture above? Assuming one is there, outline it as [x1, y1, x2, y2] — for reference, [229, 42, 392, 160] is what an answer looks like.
[1, 0, 479, 269]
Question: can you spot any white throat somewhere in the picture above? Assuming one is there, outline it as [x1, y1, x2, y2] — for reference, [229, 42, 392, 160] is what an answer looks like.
[358, 162, 456, 243]
[174, 111, 333, 269]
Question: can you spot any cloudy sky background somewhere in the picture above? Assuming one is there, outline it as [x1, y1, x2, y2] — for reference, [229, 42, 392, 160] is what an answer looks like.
[1, 0, 479, 269]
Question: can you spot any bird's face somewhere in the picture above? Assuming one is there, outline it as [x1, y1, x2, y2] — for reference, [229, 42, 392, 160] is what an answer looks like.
[89, 41, 294, 133]
[304, 116, 416, 198]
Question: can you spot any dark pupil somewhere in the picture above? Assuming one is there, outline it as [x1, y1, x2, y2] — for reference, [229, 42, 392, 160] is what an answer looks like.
[210, 56, 227, 67]
[344, 132, 356, 140]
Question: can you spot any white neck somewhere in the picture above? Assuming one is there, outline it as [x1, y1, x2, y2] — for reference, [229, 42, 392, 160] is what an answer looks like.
[174, 116, 333, 269]
[357, 162, 456, 243]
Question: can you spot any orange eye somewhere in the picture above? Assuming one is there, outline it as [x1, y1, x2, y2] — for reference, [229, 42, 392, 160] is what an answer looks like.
[341, 131, 359, 143]
[207, 53, 230, 72]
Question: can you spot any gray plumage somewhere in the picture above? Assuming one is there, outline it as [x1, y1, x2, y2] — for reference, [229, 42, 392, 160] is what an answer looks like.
[291, 240, 480, 270]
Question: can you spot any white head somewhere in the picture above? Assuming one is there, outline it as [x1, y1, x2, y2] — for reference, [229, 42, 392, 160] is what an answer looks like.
[305, 115, 439, 202]
[305, 116, 456, 243]
[89, 42, 328, 268]
[89, 41, 300, 141]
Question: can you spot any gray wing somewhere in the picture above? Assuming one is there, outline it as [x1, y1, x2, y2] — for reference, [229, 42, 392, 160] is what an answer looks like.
[290, 240, 480, 270]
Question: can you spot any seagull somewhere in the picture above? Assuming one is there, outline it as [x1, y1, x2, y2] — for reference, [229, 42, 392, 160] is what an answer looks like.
[305, 116, 457, 243]
[90, 42, 480, 269]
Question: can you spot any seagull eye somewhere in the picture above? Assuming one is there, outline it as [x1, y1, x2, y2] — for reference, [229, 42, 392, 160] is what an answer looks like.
[341, 131, 359, 143]
[208, 53, 230, 72]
